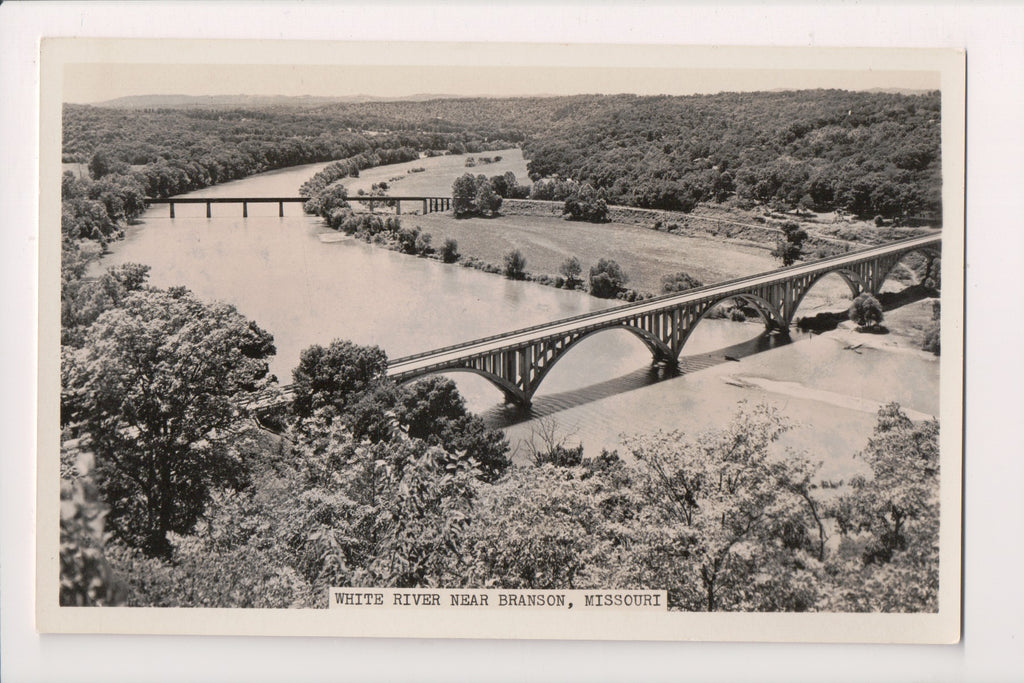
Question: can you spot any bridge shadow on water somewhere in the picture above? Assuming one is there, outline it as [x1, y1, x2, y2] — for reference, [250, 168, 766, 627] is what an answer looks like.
[481, 330, 800, 429]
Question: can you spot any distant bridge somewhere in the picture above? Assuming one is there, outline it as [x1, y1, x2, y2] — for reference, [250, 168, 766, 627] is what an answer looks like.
[145, 196, 453, 218]
[384, 234, 941, 407]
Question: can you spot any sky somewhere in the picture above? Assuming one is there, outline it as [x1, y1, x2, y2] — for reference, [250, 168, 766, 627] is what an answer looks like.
[61, 49, 942, 104]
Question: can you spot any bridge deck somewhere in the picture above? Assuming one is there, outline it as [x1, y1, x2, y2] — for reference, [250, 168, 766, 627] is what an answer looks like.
[144, 196, 450, 203]
[386, 233, 941, 377]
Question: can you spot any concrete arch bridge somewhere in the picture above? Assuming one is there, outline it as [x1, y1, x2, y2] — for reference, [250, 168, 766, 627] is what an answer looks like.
[385, 234, 941, 407]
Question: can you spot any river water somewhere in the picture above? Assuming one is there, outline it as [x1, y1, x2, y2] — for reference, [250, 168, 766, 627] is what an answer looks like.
[92, 160, 939, 480]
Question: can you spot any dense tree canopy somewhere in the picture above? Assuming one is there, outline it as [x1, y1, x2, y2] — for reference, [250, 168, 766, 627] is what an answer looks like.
[61, 286, 277, 555]
[67, 88, 940, 223]
[826, 404, 940, 612]
[290, 340, 389, 421]
[625, 404, 826, 611]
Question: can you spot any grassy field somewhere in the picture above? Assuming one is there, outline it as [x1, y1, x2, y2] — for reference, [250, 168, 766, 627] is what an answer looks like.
[337, 150, 872, 312]
[407, 211, 856, 305]
[342, 148, 529, 197]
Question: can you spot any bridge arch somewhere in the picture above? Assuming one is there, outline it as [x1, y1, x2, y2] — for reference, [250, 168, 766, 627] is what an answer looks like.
[394, 366, 529, 405]
[788, 268, 869, 324]
[523, 324, 674, 402]
[675, 293, 785, 356]
[876, 246, 941, 293]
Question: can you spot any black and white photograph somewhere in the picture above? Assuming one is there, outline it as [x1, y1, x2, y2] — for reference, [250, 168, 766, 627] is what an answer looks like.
[36, 39, 965, 644]
[11, 2, 1024, 680]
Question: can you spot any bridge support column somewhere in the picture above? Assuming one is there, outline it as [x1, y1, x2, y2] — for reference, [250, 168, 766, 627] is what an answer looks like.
[395, 200, 401, 215]
[279, 201, 285, 217]
[169, 202, 175, 219]
[206, 202, 212, 218]
[423, 199, 428, 214]
[242, 201, 248, 218]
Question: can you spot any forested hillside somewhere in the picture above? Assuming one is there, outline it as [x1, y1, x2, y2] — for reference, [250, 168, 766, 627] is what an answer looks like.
[64, 88, 941, 220]
[519, 91, 941, 219]
[62, 104, 516, 198]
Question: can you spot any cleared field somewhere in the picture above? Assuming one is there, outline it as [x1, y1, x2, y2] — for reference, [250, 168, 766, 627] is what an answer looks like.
[342, 148, 529, 197]
[409, 212, 832, 296]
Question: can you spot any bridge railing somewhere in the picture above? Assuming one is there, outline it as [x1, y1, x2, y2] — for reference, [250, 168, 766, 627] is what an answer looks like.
[144, 195, 454, 204]
[145, 197, 311, 204]
[389, 233, 940, 364]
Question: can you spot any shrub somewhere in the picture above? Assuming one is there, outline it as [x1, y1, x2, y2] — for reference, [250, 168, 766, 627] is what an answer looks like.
[415, 231, 434, 255]
[440, 238, 459, 263]
[503, 249, 527, 280]
[397, 226, 421, 254]
[534, 444, 585, 468]
[559, 256, 582, 288]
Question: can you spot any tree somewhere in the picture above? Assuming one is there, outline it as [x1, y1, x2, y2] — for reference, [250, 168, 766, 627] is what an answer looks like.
[452, 173, 480, 217]
[465, 464, 623, 590]
[625, 404, 826, 611]
[61, 287, 277, 555]
[588, 258, 628, 298]
[827, 404, 939, 611]
[475, 183, 503, 216]
[291, 340, 389, 421]
[60, 478, 125, 605]
[661, 271, 704, 294]
[395, 376, 510, 482]
[88, 148, 128, 180]
[62, 263, 151, 347]
[503, 249, 527, 280]
[286, 417, 477, 594]
[848, 293, 884, 328]
[559, 256, 582, 289]
[563, 183, 608, 222]
[771, 221, 809, 266]
[522, 416, 584, 468]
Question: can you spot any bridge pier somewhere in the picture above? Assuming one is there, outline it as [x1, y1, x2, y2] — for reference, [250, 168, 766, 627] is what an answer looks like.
[395, 200, 401, 215]
[422, 199, 428, 214]
[206, 202, 212, 218]
[242, 201, 248, 218]
[168, 202, 175, 219]
[279, 201, 285, 217]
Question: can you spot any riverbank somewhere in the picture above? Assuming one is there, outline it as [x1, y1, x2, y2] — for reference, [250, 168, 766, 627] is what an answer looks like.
[344, 208, 853, 309]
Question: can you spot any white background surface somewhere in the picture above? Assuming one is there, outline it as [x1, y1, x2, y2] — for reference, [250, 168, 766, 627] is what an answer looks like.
[2, 3, 1021, 681]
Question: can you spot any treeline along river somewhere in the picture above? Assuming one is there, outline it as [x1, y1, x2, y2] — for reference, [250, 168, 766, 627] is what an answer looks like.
[92, 160, 939, 481]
